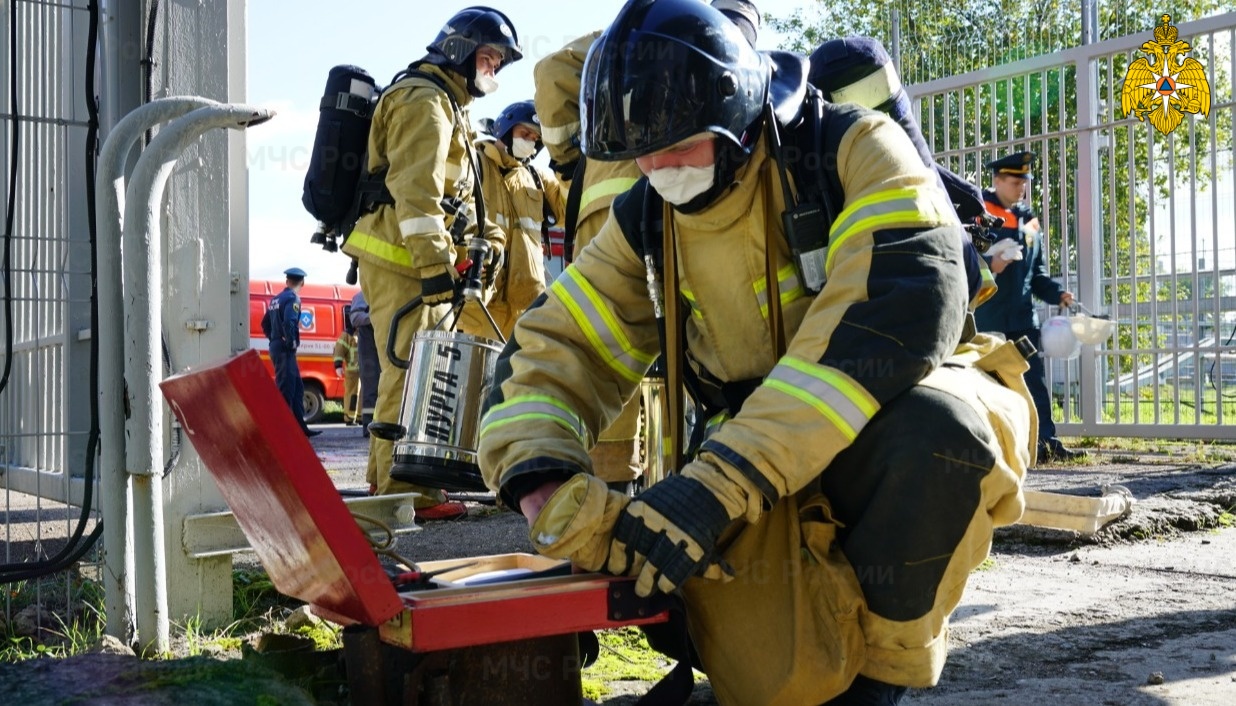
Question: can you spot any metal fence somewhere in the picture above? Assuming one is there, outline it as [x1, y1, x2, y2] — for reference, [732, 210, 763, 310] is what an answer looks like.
[774, 2, 1236, 436]
[906, 11, 1236, 438]
[0, 0, 101, 642]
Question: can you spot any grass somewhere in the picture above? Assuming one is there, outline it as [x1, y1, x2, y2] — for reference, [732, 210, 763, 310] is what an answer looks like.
[1097, 387, 1236, 426]
[319, 401, 344, 423]
[1, 567, 314, 662]
[0, 572, 107, 661]
[232, 568, 285, 629]
[581, 627, 674, 701]
[1061, 435, 1236, 463]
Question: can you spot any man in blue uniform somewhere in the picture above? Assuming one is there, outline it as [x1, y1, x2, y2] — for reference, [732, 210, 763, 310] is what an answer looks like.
[974, 152, 1082, 461]
[263, 267, 320, 438]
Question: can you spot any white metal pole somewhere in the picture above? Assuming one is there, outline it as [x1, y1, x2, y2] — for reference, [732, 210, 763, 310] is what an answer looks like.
[95, 97, 220, 644]
[121, 103, 273, 654]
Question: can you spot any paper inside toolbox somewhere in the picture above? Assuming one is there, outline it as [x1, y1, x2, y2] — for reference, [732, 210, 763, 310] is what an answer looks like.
[160, 350, 669, 652]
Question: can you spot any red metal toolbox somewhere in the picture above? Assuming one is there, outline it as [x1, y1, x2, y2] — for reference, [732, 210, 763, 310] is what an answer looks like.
[159, 350, 668, 652]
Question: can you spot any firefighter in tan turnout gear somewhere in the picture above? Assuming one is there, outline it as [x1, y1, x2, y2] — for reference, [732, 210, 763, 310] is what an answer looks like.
[332, 325, 361, 425]
[458, 100, 565, 340]
[342, 6, 517, 519]
[534, 31, 645, 487]
[479, 1, 1032, 703]
[529, 2, 761, 491]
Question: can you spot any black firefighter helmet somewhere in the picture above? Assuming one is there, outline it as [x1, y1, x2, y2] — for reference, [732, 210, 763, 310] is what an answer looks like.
[581, 0, 768, 162]
[425, 6, 522, 95]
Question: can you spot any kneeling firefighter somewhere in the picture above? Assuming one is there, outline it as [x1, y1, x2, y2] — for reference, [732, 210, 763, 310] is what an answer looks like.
[478, 1, 1032, 704]
[529, 2, 761, 492]
[341, 6, 517, 516]
[458, 100, 566, 340]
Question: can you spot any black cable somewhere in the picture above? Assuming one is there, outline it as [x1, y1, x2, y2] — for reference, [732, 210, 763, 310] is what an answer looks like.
[162, 336, 180, 477]
[0, 525, 105, 584]
[1, 0, 104, 583]
[0, 0, 19, 396]
[141, 0, 159, 145]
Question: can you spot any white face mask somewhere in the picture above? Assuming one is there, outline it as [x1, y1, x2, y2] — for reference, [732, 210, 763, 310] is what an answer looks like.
[646, 165, 715, 205]
[473, 73, 499, 95]
[511, 137, 538, 160]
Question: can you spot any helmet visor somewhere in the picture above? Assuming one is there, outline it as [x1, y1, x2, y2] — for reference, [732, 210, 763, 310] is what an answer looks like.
[585, 32, 739, 161]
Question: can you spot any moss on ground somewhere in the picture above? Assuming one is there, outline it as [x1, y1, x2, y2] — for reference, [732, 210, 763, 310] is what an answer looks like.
[581, 627, 672, 700]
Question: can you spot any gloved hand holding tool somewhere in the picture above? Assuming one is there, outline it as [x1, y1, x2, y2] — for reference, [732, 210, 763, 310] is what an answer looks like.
[482, 239, 504, 289]
[419, 264, 459, 305]
[527, 452, 762, 597]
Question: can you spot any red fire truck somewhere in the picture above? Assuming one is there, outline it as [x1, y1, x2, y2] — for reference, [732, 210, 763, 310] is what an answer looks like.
[249, 280, 361, 422]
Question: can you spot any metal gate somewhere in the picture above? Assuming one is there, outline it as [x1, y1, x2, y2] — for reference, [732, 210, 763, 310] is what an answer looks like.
[909, 12, 1236, 440]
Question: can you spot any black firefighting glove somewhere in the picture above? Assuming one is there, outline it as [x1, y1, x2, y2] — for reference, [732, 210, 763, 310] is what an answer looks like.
[483, 241, 504, 289]
[607, 469, 740, 597]
[419, 264, 457, 305]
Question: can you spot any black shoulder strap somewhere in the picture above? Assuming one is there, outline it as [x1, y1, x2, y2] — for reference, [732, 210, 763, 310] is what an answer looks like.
[525, 165, 555, 247]
[401, 68, 488, 238]
[611, 176, 657, 265]
[561, 157, 588, 263]
[785, 88, 846, 221]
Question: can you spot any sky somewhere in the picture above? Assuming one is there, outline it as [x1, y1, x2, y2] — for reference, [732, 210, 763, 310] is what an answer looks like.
[244, 0, 820, 284]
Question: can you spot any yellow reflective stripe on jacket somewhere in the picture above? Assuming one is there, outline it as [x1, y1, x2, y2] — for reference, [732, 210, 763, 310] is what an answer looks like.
[550, 267, 656, 382]
[481, 394, 587, 442]
[681, 287, 705, 320]
[763, 358, 878, 442]
[825, 187, 952, 272]
[579, 177, 639, 213]
[344, 229, 413, 268]
[754, 263, 806, 317]
[400, 215, 447, 238]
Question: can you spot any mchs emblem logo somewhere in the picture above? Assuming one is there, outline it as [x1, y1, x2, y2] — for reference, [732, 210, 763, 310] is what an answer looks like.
[1121, 14, 1211, 135]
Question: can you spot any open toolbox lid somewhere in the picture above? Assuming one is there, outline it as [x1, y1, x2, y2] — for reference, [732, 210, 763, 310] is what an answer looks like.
[162, 350, 670, 651]
[160, 350, 405, 626]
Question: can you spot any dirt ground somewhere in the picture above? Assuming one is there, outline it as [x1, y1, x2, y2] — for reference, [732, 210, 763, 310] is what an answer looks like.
[3, 425, 1233, 704]
[310, 426, 1236, 705]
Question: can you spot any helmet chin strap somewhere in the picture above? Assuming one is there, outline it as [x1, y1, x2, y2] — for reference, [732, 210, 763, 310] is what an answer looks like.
[670, 121, 762, 214]
[464, 59, 485, 98]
